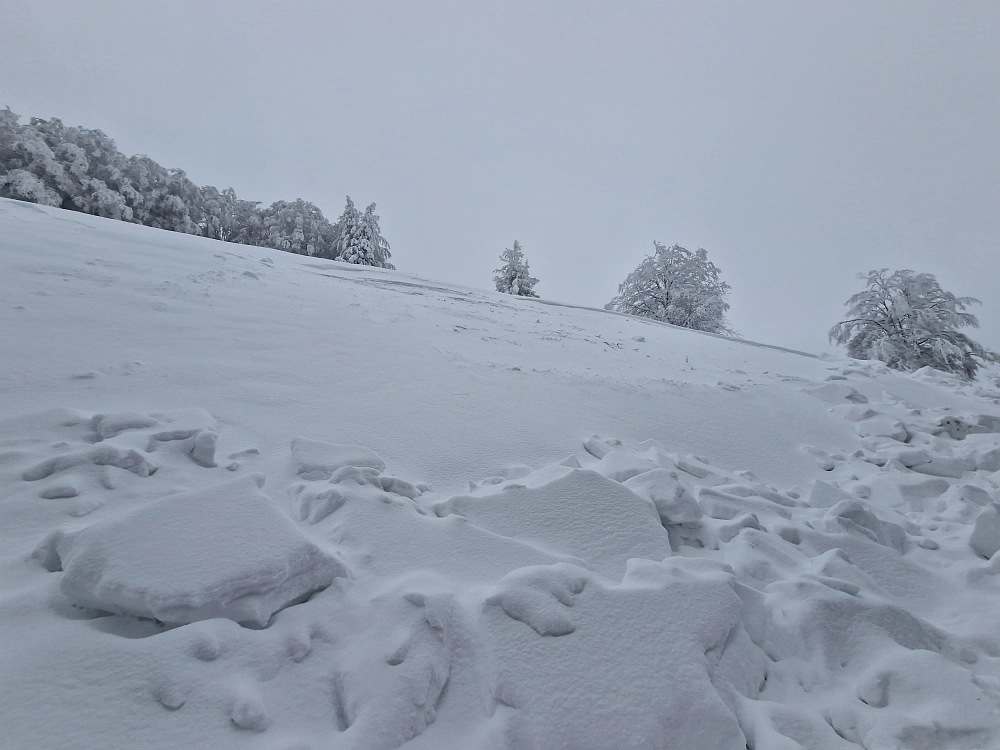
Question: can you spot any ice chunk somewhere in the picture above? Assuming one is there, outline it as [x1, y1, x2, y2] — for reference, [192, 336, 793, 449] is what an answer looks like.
[970, 503, 1000, 559]
[57, 475, 348, 625]
[624, 468, 703, 524]
[291, 436, 385, 477]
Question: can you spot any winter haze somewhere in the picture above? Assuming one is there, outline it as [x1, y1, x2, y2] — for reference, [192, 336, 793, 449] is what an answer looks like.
[2, 0, 998, 351]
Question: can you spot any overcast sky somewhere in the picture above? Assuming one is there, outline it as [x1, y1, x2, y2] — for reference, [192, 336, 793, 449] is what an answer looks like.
[3, 1, 998, 353]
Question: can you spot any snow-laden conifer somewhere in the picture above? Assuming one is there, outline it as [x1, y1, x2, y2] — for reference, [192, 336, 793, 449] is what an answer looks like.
[494, 240, 539, 297]
[606, 242, 734, 334]
[332, 197, 393, 268]
[830, 269, 998, 379]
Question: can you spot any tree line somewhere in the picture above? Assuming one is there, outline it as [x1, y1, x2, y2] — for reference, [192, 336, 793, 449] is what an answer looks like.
[2, 108, 995, 380]
[0, 108, 392, 267]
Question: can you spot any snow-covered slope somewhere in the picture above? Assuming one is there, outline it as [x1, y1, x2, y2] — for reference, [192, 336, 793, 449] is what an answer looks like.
[3, 197, 1000, 749]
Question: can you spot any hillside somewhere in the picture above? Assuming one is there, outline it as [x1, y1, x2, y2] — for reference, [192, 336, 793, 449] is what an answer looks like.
[2, 197, 1000, 748]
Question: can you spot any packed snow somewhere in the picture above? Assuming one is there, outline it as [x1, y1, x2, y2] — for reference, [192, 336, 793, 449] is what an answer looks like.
[3, 197, 1000, 748]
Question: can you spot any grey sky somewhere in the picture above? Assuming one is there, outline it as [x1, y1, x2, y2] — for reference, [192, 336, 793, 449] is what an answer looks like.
[3, 0, 998, 353]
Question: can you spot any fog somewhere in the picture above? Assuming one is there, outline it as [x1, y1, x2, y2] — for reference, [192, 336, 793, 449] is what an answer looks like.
[3, 0, 997, 352]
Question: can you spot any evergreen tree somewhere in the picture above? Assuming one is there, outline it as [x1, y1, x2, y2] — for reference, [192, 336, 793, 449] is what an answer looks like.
[493, 240, 539, 297]
[829, 269, 998, 379]
[331, 196, 394, 268]
[606, 242, 733, 334]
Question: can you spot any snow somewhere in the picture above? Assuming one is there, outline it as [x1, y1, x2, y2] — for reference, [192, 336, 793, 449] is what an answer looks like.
[3, 197, 1000, 748]
[48, 474, 349, 626]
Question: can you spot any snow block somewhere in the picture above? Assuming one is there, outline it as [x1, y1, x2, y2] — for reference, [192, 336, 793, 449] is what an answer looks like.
[440, 469, 671, 578]
[23, 445, 156, 481]
[910, 455, 967, 479]
[822, 499, 908, 553]
[90, 412, 158, 439]
[291, 436, 385, 477]
[582, 435, 624, 460]
[57, 475, 348, 625]
[592, 449, 658, 482]
[804, 384, 868, 404]
[624, 468, 704, 525]
[482, 557, 757, 749]
[698, 486, 793, 521]
[977, 414, 1000, 433]
[970, 503, 1000, 560]
[855, 415, 908, 442]
[975, 447, 1000, 473]
[485, 564, 589, 636]
[188, 430, 218, 467]
[808, 479, 856, 509]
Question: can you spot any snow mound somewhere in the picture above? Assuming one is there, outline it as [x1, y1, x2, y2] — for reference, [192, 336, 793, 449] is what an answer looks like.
[50, 475, 348, 626]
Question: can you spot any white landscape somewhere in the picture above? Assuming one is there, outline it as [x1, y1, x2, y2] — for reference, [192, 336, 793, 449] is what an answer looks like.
[3, 197, 1000, 749]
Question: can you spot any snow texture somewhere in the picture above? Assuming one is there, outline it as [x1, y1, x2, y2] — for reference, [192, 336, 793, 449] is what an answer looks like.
[3, 201, 1000, 749]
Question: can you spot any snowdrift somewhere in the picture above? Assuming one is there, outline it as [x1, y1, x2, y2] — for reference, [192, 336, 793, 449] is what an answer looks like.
[3, 197, 1000, 749]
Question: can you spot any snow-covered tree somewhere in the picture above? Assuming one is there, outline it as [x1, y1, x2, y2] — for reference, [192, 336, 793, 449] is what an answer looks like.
[829, 269, 998, 379]
[0, 109, 400, 267]
[259, 199, 335, 256]
[606, 242, 734, 334]
[493, 240, 539, 297]
[330, 197, 393, 268]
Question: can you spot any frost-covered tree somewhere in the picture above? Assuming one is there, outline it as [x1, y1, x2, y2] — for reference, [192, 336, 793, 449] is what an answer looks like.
[493, 240, 539, 297]
[829, 269, 998, 379]
[606, 242, 733, 334]
[259, 199, 336, 256]
[330, 197, 393, 268]
[0, 108, 399, 266]
[199, 186, 263, 244]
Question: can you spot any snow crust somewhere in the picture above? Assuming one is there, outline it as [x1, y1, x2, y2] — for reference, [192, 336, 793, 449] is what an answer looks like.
[3, 199, 1000, 748]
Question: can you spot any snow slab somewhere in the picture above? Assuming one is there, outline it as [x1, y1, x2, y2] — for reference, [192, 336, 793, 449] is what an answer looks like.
[51, 474, 349, 626]
[3, 200, 1000, 748]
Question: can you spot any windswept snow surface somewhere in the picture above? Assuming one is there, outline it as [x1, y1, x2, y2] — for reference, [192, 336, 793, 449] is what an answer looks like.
[3, 198, 1000, 748]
